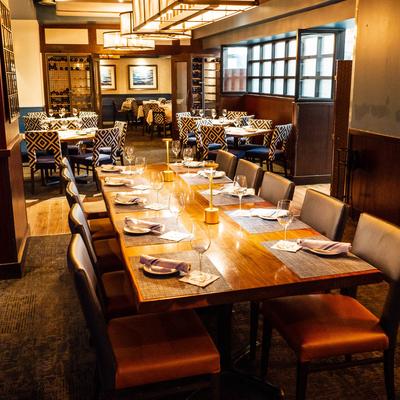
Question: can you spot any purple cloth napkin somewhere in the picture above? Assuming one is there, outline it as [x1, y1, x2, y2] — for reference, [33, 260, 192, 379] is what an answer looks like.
[124, 218, 165, 234]
[297, 239, 351, 254]
[140, 255, 191, 273]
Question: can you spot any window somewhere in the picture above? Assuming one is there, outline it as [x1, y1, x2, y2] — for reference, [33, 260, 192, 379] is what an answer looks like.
[298, 32, 336, 99]
[222, 46, 248, 93]
[248, 38, 296, 96]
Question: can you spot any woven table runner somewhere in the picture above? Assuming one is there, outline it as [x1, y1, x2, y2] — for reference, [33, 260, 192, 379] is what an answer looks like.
[101, 178, 150, 193]
[199, 191, 265, 206]
[180, 173, 232, 186]
[225, 211, 309, 234]
[119, 217, 190, 247]
[262, 240, 376, 279]
[129, 251, 231, 300]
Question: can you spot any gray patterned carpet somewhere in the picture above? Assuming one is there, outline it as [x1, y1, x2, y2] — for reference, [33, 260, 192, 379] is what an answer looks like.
[0, 234, 398, 399]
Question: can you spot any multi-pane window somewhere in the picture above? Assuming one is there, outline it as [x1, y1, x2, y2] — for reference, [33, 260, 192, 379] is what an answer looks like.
[248, 38, 297, 96]
[222, 46, 248, 93]
[298, 32, 336, 99]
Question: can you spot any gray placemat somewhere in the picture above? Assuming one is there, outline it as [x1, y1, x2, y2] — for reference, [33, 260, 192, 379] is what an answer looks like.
[225, 211, 310, 234]
[104, 191, 150, 213]
[119, 217, 190, 247]
[199, 191, 265, 206]
[101, 178, 150, 193]
[129, 251, 231, 300]
[180, 173, 232, 186]
[262, 240, 376, 279]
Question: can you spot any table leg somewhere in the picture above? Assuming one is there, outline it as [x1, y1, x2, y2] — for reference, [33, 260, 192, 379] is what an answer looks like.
[234, 137, 239, 149]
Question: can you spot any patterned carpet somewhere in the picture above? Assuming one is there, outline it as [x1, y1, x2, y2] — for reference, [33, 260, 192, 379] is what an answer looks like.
[0, 234, 398, 399]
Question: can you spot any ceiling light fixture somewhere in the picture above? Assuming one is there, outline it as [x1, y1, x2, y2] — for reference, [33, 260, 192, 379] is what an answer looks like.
[103, 31, 155, 51]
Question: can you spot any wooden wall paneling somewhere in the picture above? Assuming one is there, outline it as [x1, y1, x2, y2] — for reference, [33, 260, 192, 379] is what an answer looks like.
[349, 129, 400, 225]
[293, 102, 334, 184]
[331, 60, 352, 201]
[219, 95, 244, 112]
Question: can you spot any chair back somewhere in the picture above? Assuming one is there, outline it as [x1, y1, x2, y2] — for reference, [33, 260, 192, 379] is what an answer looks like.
[226, 111, 247, 120]
[68, 202, 97, 267]
[216, 150, 237, 179]
[65, 180, 84, 209]
[81, 114, 98, 129]
[114, 121, 128, 151]
[235, 159, 263, 192]
[268, 124, 292, 161]
[258, 172, 295, 205]
[249, 119, 273, 146]
[131, 99, 139, 118]
[93, 128, 119, 166]
[352, 213, 400, 345]
[25, 130, 62, 170]
[27, 111, 47, 119]
[23, 116, 43, 131]
[79, 111, 97, 117]
[153, 108, 166, 126]
[195, 118, 213, 153]
[67, 234, 116, 391]
[200, 125, 227, 160]
[179, 116, 199, 145]
[300, 189, 348, 241]
[61, 166, 76, 188]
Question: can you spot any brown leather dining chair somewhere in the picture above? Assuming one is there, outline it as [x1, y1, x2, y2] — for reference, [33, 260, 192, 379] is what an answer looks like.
[300, 189, 349, 241]
[235, 159, 264, 192]
[68, 201, 123, 274]
[68, 233, 221, 399]
[216, 150, 238, 180]
[258, 171, 295, 205]
[260, 213, 400, 400]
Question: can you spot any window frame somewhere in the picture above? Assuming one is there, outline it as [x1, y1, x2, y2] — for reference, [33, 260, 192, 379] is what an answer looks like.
[221, 44, 249, 95]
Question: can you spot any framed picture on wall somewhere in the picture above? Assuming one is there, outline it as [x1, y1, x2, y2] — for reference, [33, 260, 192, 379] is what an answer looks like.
[128, 65, 158, 90]
[100, 65, 116, 90]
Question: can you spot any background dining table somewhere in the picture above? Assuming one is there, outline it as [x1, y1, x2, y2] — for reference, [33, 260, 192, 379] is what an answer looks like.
[225, 126, 272, 148]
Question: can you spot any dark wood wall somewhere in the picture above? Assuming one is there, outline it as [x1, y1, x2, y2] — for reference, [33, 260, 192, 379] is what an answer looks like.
[349, 129, 400, 225]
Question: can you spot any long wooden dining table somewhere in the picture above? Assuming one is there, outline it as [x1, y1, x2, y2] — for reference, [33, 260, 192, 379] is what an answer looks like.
[97, 163, 382, 395]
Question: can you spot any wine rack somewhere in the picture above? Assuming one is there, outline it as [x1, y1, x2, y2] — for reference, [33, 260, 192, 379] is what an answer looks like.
[46, 54, 94, 113]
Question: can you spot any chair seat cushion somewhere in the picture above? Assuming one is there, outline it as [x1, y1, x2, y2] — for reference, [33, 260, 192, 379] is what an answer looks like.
[71, 153, 111, 164]
[187, 137, 197, 146]
[83, 199, 108, 219]
[102, 271, 136, 318]
[88, 217, 116, 240]
[239, 144, 263, 151]
[36, 155, 55, 167]
[245, 146, 270, 159]
[93, 237, 123, 273]
[263, 294, 389, 362]
[228, 149, 246, 159]
[108, 310, 220, 389]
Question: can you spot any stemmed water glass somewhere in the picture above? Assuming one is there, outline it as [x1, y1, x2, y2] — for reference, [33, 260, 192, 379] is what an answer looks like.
[233, 175, 248, 215]
[222, 109, 227, 119]
[199, 109, 205, 119]
[182, 147, 194, 175]
[171, 140, 181, 162]
[48, 108, 54, 118]
[191, 109, 197, 116]
[190, 224, 211, 282]
[169, 193, 185, 227]
[150, 171, 164, 207]
[211, 109, 217, 119]
[276, 199, 294, 243]
[60, 119, 68, 130]
[72, 108, 78, 117]
[124, 145, 135, 172]
[134, 156, 146, 176]
[59, 107, 65, 118]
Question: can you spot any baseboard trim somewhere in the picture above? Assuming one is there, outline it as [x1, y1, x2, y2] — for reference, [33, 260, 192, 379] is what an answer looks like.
[292, 174, 331, 185]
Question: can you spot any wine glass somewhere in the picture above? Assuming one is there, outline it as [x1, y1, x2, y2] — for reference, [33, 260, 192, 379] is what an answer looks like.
[150, 171, 164, 206]
[59, 107, 65, 118]
[199, 109, 204, 119]
[182, 147, 194, 175]
[191, 108, 197, 116]
[134, 156, 146, 176]
[72, 108, 78, 117]
[171, 140, 181, 162]
[60, 119, 68, 130]
[222, 109, 227, 119]
[233, 175, 248, 215]
[169, 193, 185, 226]
[276, 200, 294, 243]
[48, 108, 54, 118]
[190, 224, 211, 282]
[124, 145, 135, 173]
[211, 109, 217, 119]
[234, 117, 241, 128]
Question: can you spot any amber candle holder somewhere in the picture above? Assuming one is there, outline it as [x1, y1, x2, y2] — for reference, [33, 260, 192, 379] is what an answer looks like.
[162, 138, 174, 182]
[204, 162, 219, 224]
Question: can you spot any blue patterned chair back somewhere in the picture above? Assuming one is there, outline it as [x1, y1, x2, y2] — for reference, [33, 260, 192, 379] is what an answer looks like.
[179, 116, 199, 145]
[268, 124, 293, 161]
[81, 114, 98, 129]
[24, 116, 43, 131]
[195, 119, 213, 153]
[113, 121, 128, 150]
[93, 128, 119, 166]
[25, 130, 62, 169]
[226, 111, 247, 120]
[200, 125, 227, 160]
[249, 119, 274, 146]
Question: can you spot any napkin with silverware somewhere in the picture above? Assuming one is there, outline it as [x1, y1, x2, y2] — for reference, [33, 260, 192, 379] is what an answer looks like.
[297, 239, 351, 254]
[124, 217, 165, 234]
[115, 193, 142, 204]
[140, 255, 191, 273]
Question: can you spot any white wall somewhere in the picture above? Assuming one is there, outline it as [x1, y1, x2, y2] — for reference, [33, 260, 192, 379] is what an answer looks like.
[100, 57, 171, 95]
[12, 20, 45, 108]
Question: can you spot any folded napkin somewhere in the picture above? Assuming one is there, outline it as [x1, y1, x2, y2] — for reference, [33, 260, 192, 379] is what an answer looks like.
[221, 184, 255, 196]
[104, 177, 127, 185]
[183, 161, 204, 168]
[297, 239, 351, 254]
[124, 217, 165, 234]
[115, 193, 141, 204]
[140, 254, 191, 273]
[198, 170, 225, 179]
[250, 208, 287, 219]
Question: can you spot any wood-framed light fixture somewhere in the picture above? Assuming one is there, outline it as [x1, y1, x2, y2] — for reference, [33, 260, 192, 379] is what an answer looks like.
[103, 31, 155, 50]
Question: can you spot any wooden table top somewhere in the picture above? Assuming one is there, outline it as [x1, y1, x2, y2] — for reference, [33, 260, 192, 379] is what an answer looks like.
[225, 127, 272, 138]
[58, 129, 96, 142]
[99, 164, 382, 314]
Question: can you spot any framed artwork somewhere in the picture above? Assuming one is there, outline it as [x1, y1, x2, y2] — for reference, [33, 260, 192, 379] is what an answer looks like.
[100, 65, 116, 90]
[128, 65, 158, 90]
